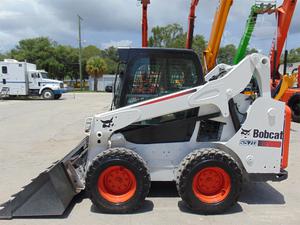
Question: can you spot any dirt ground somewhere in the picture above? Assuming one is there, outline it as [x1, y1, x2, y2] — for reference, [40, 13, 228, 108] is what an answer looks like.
[0, 93, 300, 225]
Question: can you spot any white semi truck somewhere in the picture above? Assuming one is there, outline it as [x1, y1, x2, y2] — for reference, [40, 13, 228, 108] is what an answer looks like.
[0, 59, 65, 99]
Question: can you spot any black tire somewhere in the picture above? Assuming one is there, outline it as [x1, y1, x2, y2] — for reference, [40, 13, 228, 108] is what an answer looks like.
[42, 89, 54, 100]
[288, 94, 300, 123]
[54, 94, 62, 100]
[176, 148, 242, 214]
[105, 86, 113, 92]
[86, 148, 151, 213]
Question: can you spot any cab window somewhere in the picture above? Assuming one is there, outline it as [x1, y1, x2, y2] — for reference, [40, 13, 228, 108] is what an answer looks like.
[31, 73, 41, 78]
[125, 56, 199, 105]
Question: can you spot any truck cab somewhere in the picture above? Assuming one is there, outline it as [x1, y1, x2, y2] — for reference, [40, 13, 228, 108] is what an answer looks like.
[28, 70, 65, 99]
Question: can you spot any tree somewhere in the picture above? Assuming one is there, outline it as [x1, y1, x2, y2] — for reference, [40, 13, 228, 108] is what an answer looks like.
[246, 48, 258, 55]
[287, 48, 300, 63]
[192, 35, 207, 62]
[53, 45, 79, 80]
[149, 23, 184, 48]
[0, 53, 5, 61]
[86, 57, 108, 91]
[82, 45, 101, 61]
[148, 24, 206, 61]
[8, 37, 57, 74]
[217, 44, 237, 65]
[101, 47, 118, 74]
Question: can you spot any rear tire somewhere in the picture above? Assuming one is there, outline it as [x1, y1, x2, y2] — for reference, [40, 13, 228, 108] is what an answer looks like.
[42, 89, 54, 100]
[288, 94, 300, 123]
[176, 148, 242, 214]
[54, 94, 62, 100]
[86, 148, 151, 213]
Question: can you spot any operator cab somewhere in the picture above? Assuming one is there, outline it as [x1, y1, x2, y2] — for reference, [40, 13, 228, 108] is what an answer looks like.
[112, 48, 205, 109]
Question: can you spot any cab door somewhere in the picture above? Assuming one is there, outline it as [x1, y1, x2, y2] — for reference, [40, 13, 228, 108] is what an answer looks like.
[28, 72, 40, 90]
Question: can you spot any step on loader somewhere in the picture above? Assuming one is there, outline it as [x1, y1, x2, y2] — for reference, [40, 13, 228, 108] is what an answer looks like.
[0, 48, 291, 218]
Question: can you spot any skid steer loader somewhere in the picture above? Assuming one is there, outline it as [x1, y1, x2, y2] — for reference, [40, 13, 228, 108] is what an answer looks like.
[0, 48, 291, 218]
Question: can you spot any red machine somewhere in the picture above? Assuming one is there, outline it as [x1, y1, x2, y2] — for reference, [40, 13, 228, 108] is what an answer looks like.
[270, 0, 300, 122]
[186, 0, 200, 49]
[140, 0, 150, 47]
[270, 0, 297, 79]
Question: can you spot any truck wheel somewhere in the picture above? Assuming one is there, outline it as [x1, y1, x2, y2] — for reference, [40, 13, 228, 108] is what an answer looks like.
[54, 94, 62, 100]
[176, 149, 242, 214]
[288, 94, 300, 123]
[86, 148, 151, 213]
[42, 89, 54, 100]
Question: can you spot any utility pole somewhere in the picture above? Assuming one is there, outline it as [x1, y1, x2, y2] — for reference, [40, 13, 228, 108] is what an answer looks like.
[78, 15, 83, 91]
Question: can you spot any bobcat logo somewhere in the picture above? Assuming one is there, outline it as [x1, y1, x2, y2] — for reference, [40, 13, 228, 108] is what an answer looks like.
[241, 128, 251, 136]
[101, 117, 114, 128]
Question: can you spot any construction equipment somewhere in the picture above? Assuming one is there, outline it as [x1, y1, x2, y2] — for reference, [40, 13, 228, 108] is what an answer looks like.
[232, 0, 299, 122]
[0, 47, 291, 218]
[233, 0, 276, 64]
[186, 0, 200, 49]
[270, 0, 296, 79]
[269, 0, 300, 122]
[139, 0, 150, 47]
[203, 0, 233, 73]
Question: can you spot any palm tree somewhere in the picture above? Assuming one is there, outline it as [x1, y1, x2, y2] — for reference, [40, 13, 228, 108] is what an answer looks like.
[86, 57, 108, 91]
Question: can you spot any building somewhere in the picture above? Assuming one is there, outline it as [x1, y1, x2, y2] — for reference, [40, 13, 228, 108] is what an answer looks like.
[278, 62, 300, 75]
[89, 74, 115, 92]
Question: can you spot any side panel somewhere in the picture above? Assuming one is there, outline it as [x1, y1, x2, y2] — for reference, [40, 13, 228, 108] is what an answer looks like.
[0, 62, 27, 96]
[226, 97, 286, 174]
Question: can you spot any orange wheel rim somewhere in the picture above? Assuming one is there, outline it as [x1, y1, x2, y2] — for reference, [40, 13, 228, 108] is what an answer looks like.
[97, 166, 137, 203]
[192, 167, 231, 204]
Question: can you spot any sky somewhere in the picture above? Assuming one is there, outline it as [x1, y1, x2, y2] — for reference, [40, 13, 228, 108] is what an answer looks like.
[0, 0, 299, 56]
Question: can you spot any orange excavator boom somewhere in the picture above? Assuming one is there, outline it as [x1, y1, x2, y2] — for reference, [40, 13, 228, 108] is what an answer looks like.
[203, 0, 233, 73]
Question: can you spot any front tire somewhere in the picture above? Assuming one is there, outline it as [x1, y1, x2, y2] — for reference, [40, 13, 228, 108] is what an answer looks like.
[86, 148, 151, 213]
[42, 89, 54, 100]
[176, 149, 242, 214]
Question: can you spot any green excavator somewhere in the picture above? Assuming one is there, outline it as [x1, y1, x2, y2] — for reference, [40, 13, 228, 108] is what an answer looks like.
[233, 0, 276, 65]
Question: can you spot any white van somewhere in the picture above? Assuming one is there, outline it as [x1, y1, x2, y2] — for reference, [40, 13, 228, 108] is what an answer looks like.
[0, 59, 65, 99]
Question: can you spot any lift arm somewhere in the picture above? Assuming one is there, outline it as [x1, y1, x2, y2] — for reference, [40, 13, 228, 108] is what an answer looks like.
[203, 0, 233, 73]
[270, 0, 297, 80]
[140, 0, 150, 47]
[186, 0, 200, 49]
[234, 2, 276, 65]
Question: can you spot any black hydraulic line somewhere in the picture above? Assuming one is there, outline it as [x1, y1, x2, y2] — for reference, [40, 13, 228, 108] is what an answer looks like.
[229, 99, 241, 132]
[272, 50, 277, 85]
[283, 49, 288, 75]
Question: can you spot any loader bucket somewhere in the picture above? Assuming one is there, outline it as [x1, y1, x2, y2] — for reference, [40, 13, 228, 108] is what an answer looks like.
[0, 137, 89, 219]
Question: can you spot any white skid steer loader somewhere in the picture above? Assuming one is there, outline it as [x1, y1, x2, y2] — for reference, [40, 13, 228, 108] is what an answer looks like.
[0, 48, 291, 218]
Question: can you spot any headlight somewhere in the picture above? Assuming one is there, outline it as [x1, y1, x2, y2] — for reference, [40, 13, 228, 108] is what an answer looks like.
[84, 117, 93, 134]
